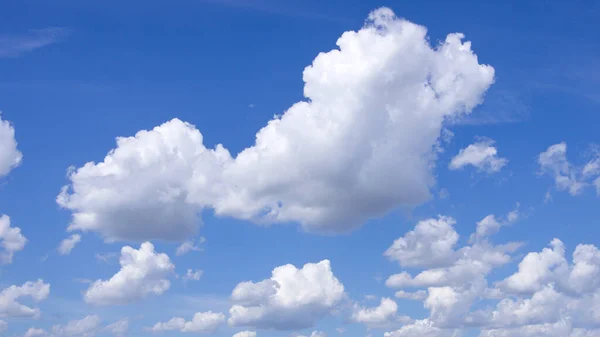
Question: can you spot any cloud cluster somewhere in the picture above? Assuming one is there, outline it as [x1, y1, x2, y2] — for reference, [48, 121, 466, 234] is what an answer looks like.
[351, 297, 410, 328]
[84, 242, 174, 305]
[228, 260, 345, 330]
[449, 138, 507, 173]
[56, 7, 494, 242]
[21, 315, 128, 337]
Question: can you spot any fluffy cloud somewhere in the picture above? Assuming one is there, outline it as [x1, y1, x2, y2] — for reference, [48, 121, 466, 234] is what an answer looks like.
[57, 234, 81, 255]
[23, 328, 47, 337]
[51, 315, 101, 337]
[384, 216, 458, 268]
[449, 138, 507, 173]
[56, 7, 494, 242]
[150, 311, 225, 333]
[0, 279, 50, 318]
[351, 297, 409, 328]
[233, 331, 256, 337]
[84, 242, 174, 305]
[470, 204, 519, 242]
[0, 214, 27, 264]
[384, 319, 457, 337]
[228, 260, 345, 330]
[0, 114, 22, 177]
[538, 142, 600, 196]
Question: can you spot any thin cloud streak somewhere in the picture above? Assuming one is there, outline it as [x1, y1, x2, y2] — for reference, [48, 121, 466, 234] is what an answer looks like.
[0, 27, 69, 58]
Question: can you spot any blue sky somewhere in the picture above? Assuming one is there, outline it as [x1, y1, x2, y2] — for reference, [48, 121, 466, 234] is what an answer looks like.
[0, 1, 600, 337]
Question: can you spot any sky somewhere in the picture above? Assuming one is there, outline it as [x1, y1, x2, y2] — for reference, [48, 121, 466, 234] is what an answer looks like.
[0, 0, 600, 337]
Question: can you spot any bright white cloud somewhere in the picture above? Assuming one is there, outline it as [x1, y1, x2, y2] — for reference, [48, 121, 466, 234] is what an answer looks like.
[0, 214, 27, 264]
[384, 319, 457, 337]
[56, 7, 494, 242]
[232, 331, 256, 337]
[57, 234, 81, 255]
[351, 297, 409, 328]
[150, 311, 225, 333]
[449, 138, 507, 173]
[384, 216, 459, 268]
[538, 142, 600, 196]
[23, 328, 47, 337]
[228, 260, 345, 330]
[0, 279, 50, 318]
[84, 242, 174, 305]
[0, 114, 22, 177]
[470, 204, 519, 242]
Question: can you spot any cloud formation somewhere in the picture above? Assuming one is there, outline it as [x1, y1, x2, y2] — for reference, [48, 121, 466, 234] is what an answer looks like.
[449, 138, 507, 173]
[84, 242, 174, 305]
[57, 7, 494, 242]
[0, 280, 50, 318]
[150, 311, 225, 333]
[0, 214, 27, 264]
[228, 260, 345, 330]
[0, 114, 22, 177]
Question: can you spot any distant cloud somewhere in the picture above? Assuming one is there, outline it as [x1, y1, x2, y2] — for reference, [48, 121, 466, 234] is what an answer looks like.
[0, 27, 69, 58]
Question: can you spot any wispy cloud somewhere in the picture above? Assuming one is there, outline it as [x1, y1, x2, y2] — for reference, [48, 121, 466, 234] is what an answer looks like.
[451, 89, 531, 126]
[0, 27, 69, 58]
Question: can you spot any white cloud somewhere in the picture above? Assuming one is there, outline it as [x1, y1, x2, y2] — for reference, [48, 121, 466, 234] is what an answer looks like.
[538, 142, 600, 196]
[84, 242, 174, 305]
[470, 204, 519, 242]
[176, 238, 204, 256]
[0, 114, 22, 177]
[0, 214, 27, 264]
[105, 318, 128, 337]
[150, 311, 225, 333]
[394, 290, 427, 301]
[57, 234, 81, 255]
[228, 260, 345, 330]
[449, 138, 507, 173]
[183, 269, 203, 281]
[0, 279, 50, 318]
[351, 297, 409, 328]
[233, 331, 256, 337]
[51, 315, 101, 337]
[0, 28, 68, 58]
[57, 7, 494, 241]
[0, 320, 6, 333]
[384, 319, 457, 337]
[23, 328, 47, 337]
[384, 216, 459, 268]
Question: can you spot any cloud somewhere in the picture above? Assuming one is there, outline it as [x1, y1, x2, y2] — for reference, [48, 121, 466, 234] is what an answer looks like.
[0, 320, 6, 333]
[84, 242, 174, 305]
[0, 280, 50, 318]
[183, 269, 203, 281]
[105, 318, 128, 337]
[23, 328, 47, 337]
[0, 27, 68, 58]
[470, 204, 519, 242]
[57, 7, 494, 241]
[233, 331, 256, 337]
[176, 238, 205, 256]
[351, 297, 410, 328]
[449, 138, 507, 173]
[384, 216, 459, 268]
[0, 214, 27, 264]
[0, 114, 22, 177]
[150, 311, 225, 333]
[51, 315, 101, 337]
[384, 319, 457, 337]
[538, 142, 600, 196]
[57, 234, 81, 255]
[228, 260, 345, 330]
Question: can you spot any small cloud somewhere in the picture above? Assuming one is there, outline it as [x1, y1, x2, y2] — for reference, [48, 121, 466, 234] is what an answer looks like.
[95, 252, 119, 264]
[438, 188, 450, 199]
[0, 27, 69, 58]
[182, 269, 204, 282]
[57, 234, 81, 255]
[176, 238, 204, 256]
[249, 103, 255, 108]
